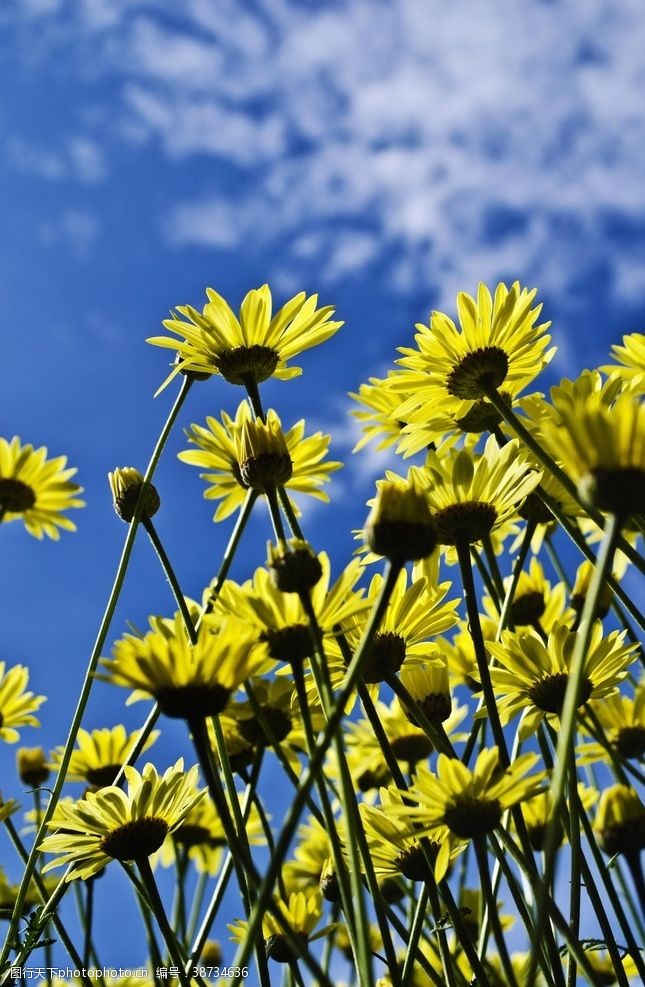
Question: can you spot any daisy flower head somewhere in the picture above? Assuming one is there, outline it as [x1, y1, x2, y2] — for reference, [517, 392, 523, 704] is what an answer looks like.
[393, 282, 554, 439]
[17, 747, 49, 787]
[539, 387, 645, 517]
[519, 784, 598, 852]
[482, 556, 570, 634]
[229, 890, 326, 964]
[147, 283, 343, 393]
[364, 477, 438, 564]
[392, 747, 545, 878]
[487, 620, 637, 740]
[108, 467, 160, 524]
[0, 437, 84, 540]
[594, 784, 645, 858]
[102, 614, 263, 719]
[284, 815, 338, 900]
[39, 759, 205, 880]
[349, 371, 410, 453]
[602, 331, 645, 395]
[578, 682, 645, 764]
[0, 663, 46, 744]
[407, 435, 540, 550]
[179, 402, 341, 521]
[50, 725, 159, 790]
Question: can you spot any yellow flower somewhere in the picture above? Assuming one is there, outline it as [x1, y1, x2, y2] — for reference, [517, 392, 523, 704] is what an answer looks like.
[593, 784, 645, 858]
[349, 372, 409, 453]
[107, 467, 160, 523]
[284, 815, 337, 899]
[393, 282, 554, 438]
[50, 725, 159, 789]
[519, 784, 598, 851]
[229, 890, 326, 964]
[578, 682, 645, 764]
[0, 437, 84, 540]
[0, 663, 45, 743]
[101, 614, 263, 719]
[392, 747, 545, 878]
[17, 747, 49, 787]
[602, 331, 645, 395]
[539, 389, 645, 516]
[487, 621, 637, 741]
[39, 760, 205, 880]
[179, 402, 341, 519]
[364, 478, 437, 563]
[482, 557, 571, 634]
[147, 283, 343, 392]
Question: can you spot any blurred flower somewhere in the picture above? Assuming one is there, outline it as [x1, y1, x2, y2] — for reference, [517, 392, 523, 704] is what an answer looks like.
[50, 725, 159, 790]
[148, 283, 342, 391]
[0, 663, 45, 743]
[229, 890, 327, 963]
[519, 784, 598, 852]
[602, 331, 645, 395]
[578, 682, 645, 764]
[40, 760, 205, 880]
[179, 402, 341, 520]
[393, 282, 554, 438]
[0, 436, 84, 539]
[594, 784, 645, 857]
[17, 747, 49, 787]
[487, 621, 637, 740]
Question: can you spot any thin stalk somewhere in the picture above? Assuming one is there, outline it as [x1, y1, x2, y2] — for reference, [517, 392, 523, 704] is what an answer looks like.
[278, 486, 305, 539]
[482, 533, 505, 603]
[136, 855, 190, 987]
[455, 536, 509, 763]
[475, 837, 519, 987]
[529, 513, 623, 987]
[199, 489, 258, 621]
[0, 376, 193, 978]
[84, 879, 95, 972]
[566, 747, 581, 987]
[624, 853, 645, 924]
[171, 845, 189, 948]
[126, 863, 164, 983]
[496, 518, 538, 638]
[265, 484, 287, 543]
[143, 518, 196, 644]
[228, 561, 403, 984]
[185, 871, 208, 950]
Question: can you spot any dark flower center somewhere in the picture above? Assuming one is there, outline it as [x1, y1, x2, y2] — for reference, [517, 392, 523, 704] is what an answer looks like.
[261, 624, 313, 665]
[359, 632, 406, 684]
[444, 797, 502, 838]
[394, 841, 438, 881]
[173, 823, 223, 849]
[389, 733, 434, 764]
[434, 501, 498, 545]
[237, 707, 293, 747]
[214, 345, 280, 386]
[155, 684, 231, 720]
[510, 591, 546, 627]
[527, 673, 592, 715]
[368, 519, 438, 564]
[580, 466, 645, 518]
[240, 452, 293, 490]
[615, 726, 645, 760]
[446, 347, 509, 400]
[85, 765, 125, 789]
[454, 391, 510, 433]
[265, 931, 307, 964]
[0, 478, 36, 512]
[101, 817, 169, 860]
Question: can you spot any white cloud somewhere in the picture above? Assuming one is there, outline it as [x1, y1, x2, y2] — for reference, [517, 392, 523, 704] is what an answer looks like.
[37, 210, 99, 257]
[6, 136, 106, 184]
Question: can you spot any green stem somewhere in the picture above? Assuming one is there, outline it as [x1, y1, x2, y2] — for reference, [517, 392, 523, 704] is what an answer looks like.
[455, 536, 509, 763]
[529, 513, 623, 987]
[566, 747, 581, 987]
[143, 518, 196, 644]
[200, 489, 258, 621]
[265, 484, 287, 543]
[0, 377, 193, 979]
[475, 837, 519, 987]
[495, 517, 537, 638]
[136, 855, 191, 987]
[277, 486, 305, 540]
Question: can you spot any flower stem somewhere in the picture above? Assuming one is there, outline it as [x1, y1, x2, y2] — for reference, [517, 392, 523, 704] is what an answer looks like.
[136, 855, 191, 987]
[0, 377, 193, 979]
[143, 518, 196, 644]
[199, 488, 258, 621]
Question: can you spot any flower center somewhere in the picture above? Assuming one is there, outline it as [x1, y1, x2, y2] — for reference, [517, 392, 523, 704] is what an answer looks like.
[85, 765, 125, 789]
[214, 345, 280, 386]
[433, 501, 498, 545]
[444, 797, 502, 838]
[510, 591, 546, 627]
[389, 733, 434, 764]
[265, 931, 308, 964]
[454, 390, 511, 433]
[261, 624, 313, 665]
[237, 707, 293, 747]
[356, 765, 390, 793]
[527, 673, 592, 715]
[394, 842, 436, 881]
[581, 466, 645, 518]
[518, 490, 554, 524]
[359, 632, 406, 684]
[240, 452, 293, 490]
[615, 726, 645, 760]
[100, 817, 169, 861]
[446, 347, 509, 400]
[367, 519, 438, 564]
[0, 478, 36, 512]
[155, 683, 231, 720]
[174, 823, 222, 849]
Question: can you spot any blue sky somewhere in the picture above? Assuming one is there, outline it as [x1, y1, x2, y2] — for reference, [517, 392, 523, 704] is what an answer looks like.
[1, 0, 645, 970]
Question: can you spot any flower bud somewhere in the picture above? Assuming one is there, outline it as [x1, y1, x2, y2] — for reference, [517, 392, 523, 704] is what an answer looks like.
[17, 747, 50, 787]
[365, 480, 437, 563]
[237, 412, 293, 490]
[267, 539, 323, 593]
[108, 467, 160, 523]
[400, 658, 452, 725]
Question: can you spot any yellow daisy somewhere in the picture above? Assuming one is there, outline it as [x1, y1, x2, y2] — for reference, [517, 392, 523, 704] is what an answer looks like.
[518, 784, 598, 852]
[0, 437, 84, 540]
[0, 663, 45, 743]
[487, 621, 637, 740]
[229, 890, 327, 964]
[179, 401, 341, 521]
[211, 554, 368, 667]
[101, 614, 263, 718]
[391, 747, 545, 878]
[284, 815, 337, 900]
[348, 371, 410, 453]
[593, 784, 645, 858]
[481, 557, 571, 634]
[39, 759, 205, 880]
[393, 282, 554, 436]
[602, 331, 645, 395]
[578, 682, 645, 764]
[50, 725, 160, 789]
[147, 283, 343, 392]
